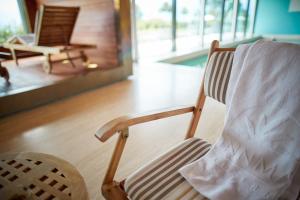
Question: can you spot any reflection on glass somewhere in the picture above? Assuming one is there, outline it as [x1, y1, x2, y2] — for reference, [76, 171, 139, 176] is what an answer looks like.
[176, 0, 203, 51]
[236, 0, 249, 39]
[0, 0, 25, 44]
[135, 0, 172, 59]
[222, 0, 234, 41]
[203, 0, 222, 45]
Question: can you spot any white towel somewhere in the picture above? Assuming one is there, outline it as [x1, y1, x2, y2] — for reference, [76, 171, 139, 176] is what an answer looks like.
[179, 40, 300, 200]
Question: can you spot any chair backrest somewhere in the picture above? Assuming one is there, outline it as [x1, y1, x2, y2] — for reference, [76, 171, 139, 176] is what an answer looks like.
[186, 40, 235, 139]
[204, 50, 234, 104]
[35, 5, 80, 46]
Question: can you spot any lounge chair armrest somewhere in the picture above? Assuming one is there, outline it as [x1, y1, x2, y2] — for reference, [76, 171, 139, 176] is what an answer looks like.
[95, 105, 195, 142]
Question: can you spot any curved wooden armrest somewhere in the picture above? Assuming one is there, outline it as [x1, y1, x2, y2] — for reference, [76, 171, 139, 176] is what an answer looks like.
[95, 105, 195, 142]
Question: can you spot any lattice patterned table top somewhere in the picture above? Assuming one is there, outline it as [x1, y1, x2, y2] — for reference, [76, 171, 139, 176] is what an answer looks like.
[0, 152, 88, 200]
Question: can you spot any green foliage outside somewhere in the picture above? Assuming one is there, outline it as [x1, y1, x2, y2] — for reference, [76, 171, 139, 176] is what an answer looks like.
[138, 20, 189, 31]
[160, 2, 172, 13]
[0, 25, 24, 44]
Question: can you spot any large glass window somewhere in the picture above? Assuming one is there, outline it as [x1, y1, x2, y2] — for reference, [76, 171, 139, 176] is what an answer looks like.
[135, 0, 173, 59]
[0, 0, 25, 44]
[221, 0, 234, 41]
[132, 0, 257, 61]
[203, 0, 222, 46]
[235, 0, 249, 39]
[176, 0, 203, 51]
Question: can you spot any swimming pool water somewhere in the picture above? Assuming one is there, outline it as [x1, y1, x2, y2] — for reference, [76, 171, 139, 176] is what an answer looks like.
[176, 55, 208, 68]
[171, 39, 300, 68]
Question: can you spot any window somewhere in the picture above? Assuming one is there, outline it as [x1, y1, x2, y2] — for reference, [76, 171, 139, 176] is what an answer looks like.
[203, 0, 222, 46]
[246, 0, 257, 37]
[0, 0, 26, 44]
[235, 0, 249, 39]
[221, 0, 234, 41]
[135, 0, 173, 59]
[176, 0, 203, 51]
[132, 0, 257, 61]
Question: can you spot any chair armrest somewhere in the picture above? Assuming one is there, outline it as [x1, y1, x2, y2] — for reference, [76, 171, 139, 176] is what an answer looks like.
[95, 105, 195, 142]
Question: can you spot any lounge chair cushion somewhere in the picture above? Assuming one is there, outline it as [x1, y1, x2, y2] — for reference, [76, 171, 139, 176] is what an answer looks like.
[124, 138, 211, 200]
[204, 51, 234, 104]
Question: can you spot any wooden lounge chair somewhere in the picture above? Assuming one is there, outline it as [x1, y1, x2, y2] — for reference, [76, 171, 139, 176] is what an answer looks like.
[3, 5, 96, 74]
[95, 40, 236, 199]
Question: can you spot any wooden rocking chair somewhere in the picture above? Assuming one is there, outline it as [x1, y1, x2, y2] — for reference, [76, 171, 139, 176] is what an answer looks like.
[95, 40, 235, 200]
[3, 5, 96, 74]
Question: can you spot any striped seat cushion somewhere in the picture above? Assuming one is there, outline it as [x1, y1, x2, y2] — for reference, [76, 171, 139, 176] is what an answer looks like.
[204, 51, 234, 104]
[124, 138, 211, 200]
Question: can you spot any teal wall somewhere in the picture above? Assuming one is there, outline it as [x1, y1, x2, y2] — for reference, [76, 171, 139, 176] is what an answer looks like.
[254, 0, 300, 35]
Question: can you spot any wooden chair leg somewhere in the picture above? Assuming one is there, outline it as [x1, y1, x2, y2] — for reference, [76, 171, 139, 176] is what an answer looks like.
[43, 54, 53, 74]
[102, 181, 128, 200]
[80, 50, 89, 66]
[102, 128, 129, 200]
[80, 51, 88, 62]
[65, 52, 76, 68]
[10, 49, 18, 66]
[0, 62, 9, 82]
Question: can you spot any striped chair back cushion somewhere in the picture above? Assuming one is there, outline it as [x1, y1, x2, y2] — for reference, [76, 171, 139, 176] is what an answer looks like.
[204, 51, 234, 104]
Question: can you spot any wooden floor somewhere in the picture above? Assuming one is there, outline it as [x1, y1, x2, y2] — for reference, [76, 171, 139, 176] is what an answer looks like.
[0, 62, 225, 199]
